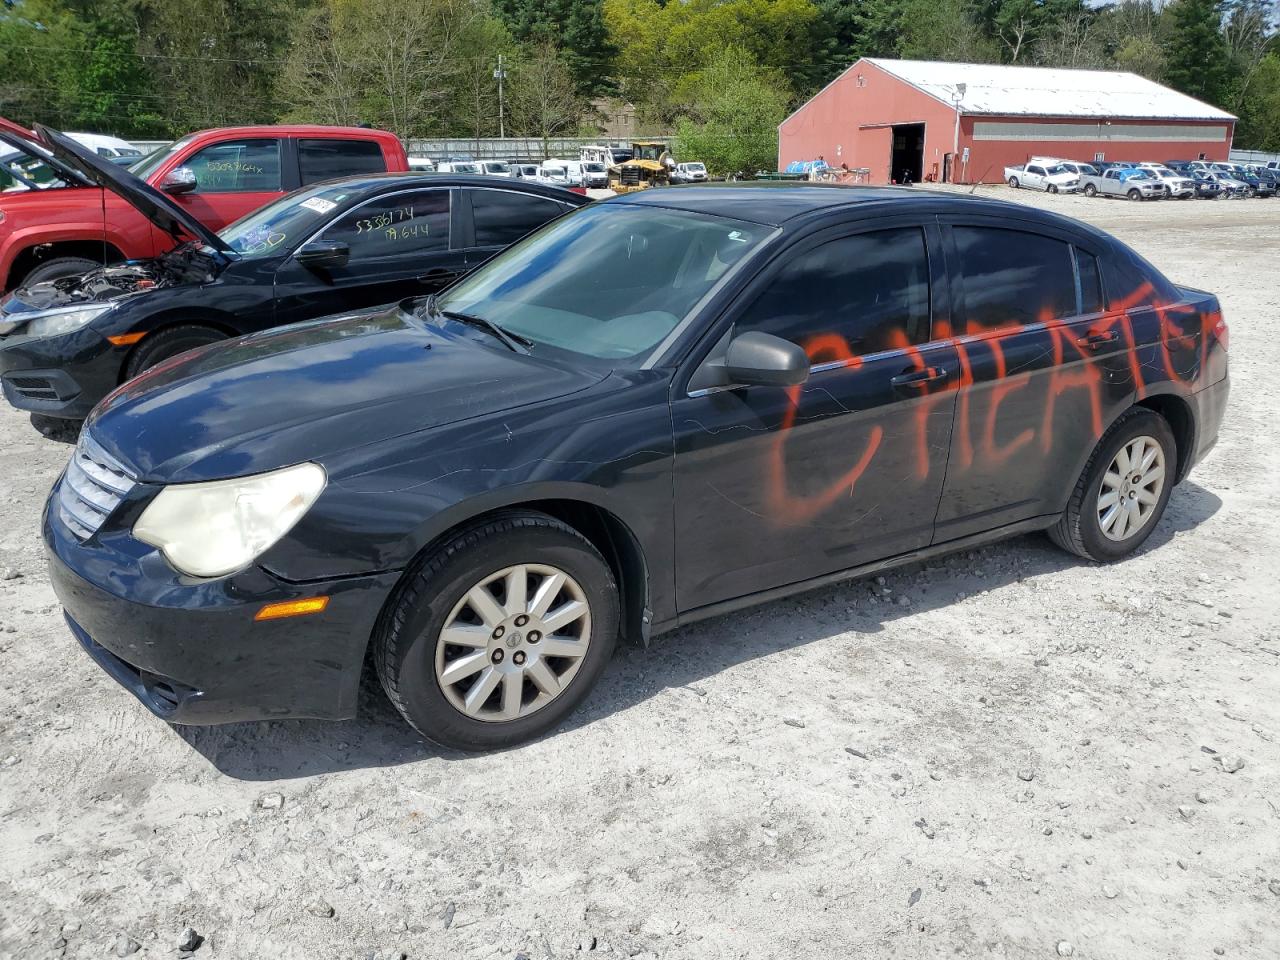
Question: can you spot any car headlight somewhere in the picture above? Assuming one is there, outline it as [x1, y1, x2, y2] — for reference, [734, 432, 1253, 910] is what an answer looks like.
[23, 302, 114, 338]
[134, 462, 327, 578]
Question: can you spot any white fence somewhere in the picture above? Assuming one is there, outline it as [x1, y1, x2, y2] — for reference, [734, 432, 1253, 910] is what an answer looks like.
[1230, 148, 1280, 164]
[126, 136, 674, 163]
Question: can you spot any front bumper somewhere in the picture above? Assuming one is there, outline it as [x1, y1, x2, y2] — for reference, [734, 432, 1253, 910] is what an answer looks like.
[0, 325, 120, 419]
[44, 479, 401, 724]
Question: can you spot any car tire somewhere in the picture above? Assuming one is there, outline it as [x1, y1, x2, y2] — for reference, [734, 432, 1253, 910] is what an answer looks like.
[1048, 408, 1176, 563]
[123, 325, 226, 379]
[1047, 184, 1058, 194]
[1128, 189, 1142, 201]
[21, 257, 103, 288]
[1084, 184, 1097, 197]
[374, 511, 619, 750]
[1008, 176, 1019, 189]
[29, 413, 82, 444]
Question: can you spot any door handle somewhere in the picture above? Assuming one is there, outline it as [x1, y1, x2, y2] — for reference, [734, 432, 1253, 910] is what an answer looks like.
[890, 366, 946, 388]
[418, 268, 460, 285]
[1076, 331, 1119, 350]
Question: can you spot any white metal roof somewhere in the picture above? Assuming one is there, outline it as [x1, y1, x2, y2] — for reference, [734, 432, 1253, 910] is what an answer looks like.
[865, 58, 1236, 122]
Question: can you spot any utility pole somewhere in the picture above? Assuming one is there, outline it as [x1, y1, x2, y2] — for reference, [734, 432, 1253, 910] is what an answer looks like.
[495, 54, 507, 139]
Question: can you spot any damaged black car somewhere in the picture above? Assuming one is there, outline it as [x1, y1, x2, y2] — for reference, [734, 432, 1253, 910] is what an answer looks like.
[0, 129, 586, 436]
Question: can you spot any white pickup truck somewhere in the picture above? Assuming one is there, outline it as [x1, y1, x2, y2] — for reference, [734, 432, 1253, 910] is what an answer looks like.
[1080, 166, 1164, 200]
[1004, 161, 1081, 193]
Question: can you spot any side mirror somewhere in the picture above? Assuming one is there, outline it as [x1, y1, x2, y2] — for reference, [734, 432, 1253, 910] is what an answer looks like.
[295, 240, 350, 271]
[159, 167, 197, 194]
[724, 331, 809, 388]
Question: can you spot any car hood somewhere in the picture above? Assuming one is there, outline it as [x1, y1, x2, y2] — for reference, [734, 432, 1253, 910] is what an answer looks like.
[33, 124, 233, 254]
[85, 305, 604, 484]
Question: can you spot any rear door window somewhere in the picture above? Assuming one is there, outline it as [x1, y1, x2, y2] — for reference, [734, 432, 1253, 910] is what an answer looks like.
[298, 139, 387, 184]
[183, 138, 282, 193]
[470, 190, 570, 247]
[953, 226, 1077, 331]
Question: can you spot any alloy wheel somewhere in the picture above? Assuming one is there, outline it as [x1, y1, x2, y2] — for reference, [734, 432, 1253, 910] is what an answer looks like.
[434, 563, 592, 722]
[1097, 435, 1166, 542]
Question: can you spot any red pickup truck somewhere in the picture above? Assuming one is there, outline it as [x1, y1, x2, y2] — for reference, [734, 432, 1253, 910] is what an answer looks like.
[0, 123, 409, 291]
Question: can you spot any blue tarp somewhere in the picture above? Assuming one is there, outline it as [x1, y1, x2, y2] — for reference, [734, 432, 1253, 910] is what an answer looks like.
[784, 160, 829, 175]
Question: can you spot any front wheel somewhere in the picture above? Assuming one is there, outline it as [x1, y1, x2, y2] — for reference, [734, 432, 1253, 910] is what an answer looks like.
[1008, 176, 1019, 189]
[1084, 183, 1097, 197]
[375, 512, 619, 750]
[123, 324, 226, 380]
[1128, 189, 1143, 201]
[1047, 184, 1058, 194]
[1048, 408, 1176, 562]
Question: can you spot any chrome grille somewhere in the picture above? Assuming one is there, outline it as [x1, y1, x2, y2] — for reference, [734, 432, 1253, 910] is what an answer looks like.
[57, 433, 135, 540]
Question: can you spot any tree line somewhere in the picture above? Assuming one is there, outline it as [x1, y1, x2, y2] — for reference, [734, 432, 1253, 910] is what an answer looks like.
[1, 0, 1277, 175]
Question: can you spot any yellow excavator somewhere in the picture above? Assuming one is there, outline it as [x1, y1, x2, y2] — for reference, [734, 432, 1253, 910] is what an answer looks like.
[609, 140, 672, 193]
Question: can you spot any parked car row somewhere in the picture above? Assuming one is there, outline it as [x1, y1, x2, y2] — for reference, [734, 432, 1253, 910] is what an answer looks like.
[0, 126, 590, 437]
[1005, 156, 1280, 201]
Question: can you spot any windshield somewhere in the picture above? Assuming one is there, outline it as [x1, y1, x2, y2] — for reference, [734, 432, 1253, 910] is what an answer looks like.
[434, 203, 772, 366]
[1045, 164, 1067, 175]
[483, 162, 510, 174]
[452, 162, 480, 174]
[1078, 164, 1098, 175]
[218, 182, 355, 258]
[583, 162, 606, 172]
[128, 137, 186, 179]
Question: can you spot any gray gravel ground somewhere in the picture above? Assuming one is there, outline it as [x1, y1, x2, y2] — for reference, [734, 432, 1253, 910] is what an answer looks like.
[1, 186, 1278, 960]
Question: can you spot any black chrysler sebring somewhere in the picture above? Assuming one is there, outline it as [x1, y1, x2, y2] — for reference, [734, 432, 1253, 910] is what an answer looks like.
[44, 184, 1229, 750]
[0, 129, 585, 436]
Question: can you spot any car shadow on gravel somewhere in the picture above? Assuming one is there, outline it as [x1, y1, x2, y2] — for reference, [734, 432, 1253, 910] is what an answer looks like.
[177, 479, 1221, 781]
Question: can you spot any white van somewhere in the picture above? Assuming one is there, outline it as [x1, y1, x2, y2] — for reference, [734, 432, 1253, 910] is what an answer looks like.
[66, 133, 143, 166]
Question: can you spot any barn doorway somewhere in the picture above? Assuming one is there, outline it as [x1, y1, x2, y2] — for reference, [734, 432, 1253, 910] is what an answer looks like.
[890, 123, 925, 184]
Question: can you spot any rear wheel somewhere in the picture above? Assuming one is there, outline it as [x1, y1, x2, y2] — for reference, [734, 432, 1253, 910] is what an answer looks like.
[1008, 176, 1020, 189]
[21, 257, 102, 288]
[1049, 408, 1175, 562]
[375, 511, 619, 750]
[123, 325, 226, 379]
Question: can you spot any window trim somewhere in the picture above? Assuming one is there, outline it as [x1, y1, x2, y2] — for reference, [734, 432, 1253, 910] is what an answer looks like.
[183, 137, 284, 195]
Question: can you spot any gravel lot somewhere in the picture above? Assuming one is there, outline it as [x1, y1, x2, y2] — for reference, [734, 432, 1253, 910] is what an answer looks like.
[1, 187, 1278, 960]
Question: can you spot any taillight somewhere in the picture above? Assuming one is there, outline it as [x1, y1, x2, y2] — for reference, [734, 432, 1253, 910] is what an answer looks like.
[1211, 316, 1229, 353]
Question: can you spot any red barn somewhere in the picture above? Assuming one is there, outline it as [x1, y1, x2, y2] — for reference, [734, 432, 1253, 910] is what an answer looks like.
[779, 58, 1236, 185]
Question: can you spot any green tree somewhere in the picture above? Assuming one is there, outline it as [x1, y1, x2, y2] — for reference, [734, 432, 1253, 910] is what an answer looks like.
[672, 47, 790, 176]
[1235, 52, 1280, 149]
[491, 0, 616, 95]
[1162, 0, 1235, 105]
[506, 39, 586, 150]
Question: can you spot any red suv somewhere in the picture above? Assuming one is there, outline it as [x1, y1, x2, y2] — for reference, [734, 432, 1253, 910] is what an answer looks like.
[0, 123, 409, 291]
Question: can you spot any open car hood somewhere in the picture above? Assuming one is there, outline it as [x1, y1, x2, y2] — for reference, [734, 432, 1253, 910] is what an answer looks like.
[33, 124, 233, 254]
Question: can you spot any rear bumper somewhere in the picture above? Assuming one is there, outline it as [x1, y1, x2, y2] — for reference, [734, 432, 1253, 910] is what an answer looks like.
[45, 493, 401, 724]
[0, 327, 118, 419]
[1189, 374, 1229, 471]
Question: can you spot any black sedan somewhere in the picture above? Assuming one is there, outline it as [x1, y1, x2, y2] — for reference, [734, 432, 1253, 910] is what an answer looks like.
[45, 185, 1229, 750]
[0, 150, 586, 434]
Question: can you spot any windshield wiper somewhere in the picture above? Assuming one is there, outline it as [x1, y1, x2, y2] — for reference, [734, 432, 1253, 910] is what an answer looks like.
[426, 295, 531, 354]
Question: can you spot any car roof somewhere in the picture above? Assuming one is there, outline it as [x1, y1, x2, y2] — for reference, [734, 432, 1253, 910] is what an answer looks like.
[301, 171, 590, 203]
[606, 182, 1119, 248]
[608, 182, 999, 226]
[182, 124, 402, 143]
